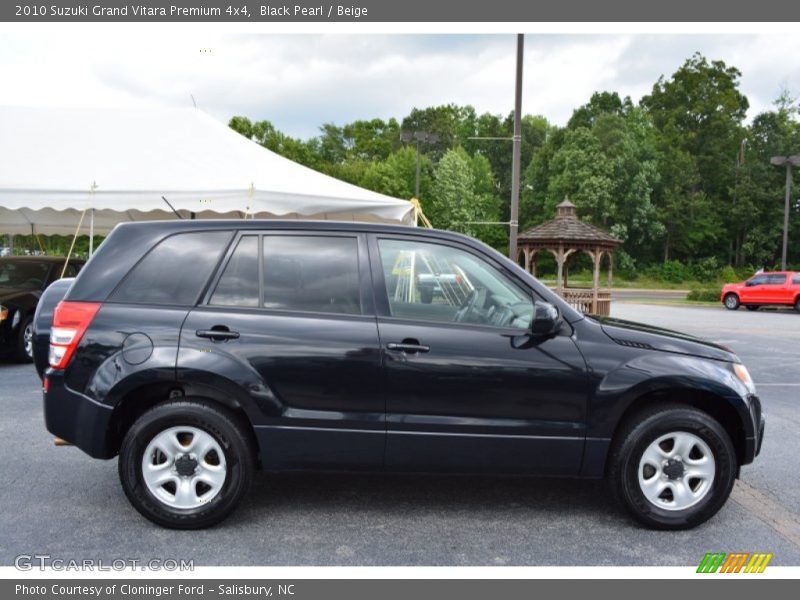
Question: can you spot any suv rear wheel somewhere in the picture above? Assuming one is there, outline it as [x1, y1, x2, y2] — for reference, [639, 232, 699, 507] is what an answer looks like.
[607, 404, 737, 530]
[119, 400, 254, 529]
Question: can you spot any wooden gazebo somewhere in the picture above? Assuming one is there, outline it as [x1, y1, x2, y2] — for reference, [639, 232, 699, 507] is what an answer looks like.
[518, 198, 621, 315]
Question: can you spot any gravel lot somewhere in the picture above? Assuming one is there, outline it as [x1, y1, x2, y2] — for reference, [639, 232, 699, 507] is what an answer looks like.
[0, 302, 798, 566]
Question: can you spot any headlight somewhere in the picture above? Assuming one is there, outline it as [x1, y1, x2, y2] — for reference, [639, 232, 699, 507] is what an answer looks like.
[733, 363, 756, 395]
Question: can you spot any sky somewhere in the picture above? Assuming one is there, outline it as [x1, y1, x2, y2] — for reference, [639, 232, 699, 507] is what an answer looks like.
[1, 31, 799, 139]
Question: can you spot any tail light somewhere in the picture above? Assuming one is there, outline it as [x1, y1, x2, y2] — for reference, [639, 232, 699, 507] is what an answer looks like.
[49, 301, 101, 369]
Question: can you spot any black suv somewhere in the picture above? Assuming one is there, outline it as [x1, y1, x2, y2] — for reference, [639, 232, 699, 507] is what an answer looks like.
[36, 221, 764, 530]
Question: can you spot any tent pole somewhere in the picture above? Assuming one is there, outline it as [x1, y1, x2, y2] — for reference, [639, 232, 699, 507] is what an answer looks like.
[62, 208, 88, 278]
[89, 208, 95, 257]
[247, 182, 255, 219]
[88, 181, 97, 257]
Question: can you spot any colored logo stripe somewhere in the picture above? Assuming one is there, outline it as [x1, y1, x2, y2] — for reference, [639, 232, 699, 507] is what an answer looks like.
[697, 553, 726, 573]
[697, 552, 773, 573]
[744, 553, 773, 573]
[720, 553, 749, 573]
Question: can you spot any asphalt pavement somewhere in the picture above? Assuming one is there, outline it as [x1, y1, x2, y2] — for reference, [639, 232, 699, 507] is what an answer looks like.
[0, 303, 798, 566]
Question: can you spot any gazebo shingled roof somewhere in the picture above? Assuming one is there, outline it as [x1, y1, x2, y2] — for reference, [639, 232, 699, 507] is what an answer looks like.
[518, 198, 621, 247]
[517, 198, 621, 316]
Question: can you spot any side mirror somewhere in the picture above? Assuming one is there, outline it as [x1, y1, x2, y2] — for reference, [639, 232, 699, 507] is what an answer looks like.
[531, 301, 562, 337]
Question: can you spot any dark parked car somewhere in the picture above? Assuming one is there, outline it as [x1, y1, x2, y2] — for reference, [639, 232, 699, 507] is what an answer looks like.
[0, 256, 83, 362]
[36, 221, 764, 530]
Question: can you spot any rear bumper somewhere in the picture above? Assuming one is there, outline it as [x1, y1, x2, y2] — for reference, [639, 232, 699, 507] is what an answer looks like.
[43, 369, 114, 459]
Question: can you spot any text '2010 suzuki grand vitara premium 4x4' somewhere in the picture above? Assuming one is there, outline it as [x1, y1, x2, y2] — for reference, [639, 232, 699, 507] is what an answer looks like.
[36, 221, 764, 529]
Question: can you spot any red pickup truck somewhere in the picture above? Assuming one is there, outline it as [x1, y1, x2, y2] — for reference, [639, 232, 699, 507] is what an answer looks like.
[721, 271, 800, 311]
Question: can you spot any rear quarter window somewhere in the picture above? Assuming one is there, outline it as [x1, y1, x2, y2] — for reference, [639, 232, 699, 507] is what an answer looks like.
[110, 231, 232, 306]
[793, 275, 800, 285]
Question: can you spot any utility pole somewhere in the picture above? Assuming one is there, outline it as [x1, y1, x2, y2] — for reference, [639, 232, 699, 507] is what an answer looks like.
[770, 154, 800, 270]
[509, 33, 524, 261]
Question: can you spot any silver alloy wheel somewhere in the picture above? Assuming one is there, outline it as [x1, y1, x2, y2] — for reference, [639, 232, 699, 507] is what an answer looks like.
[724, 295, 738, 309]
[23, 323, 33, 358]
[638, 431, 715, 511]
[141, 426, 227, 510]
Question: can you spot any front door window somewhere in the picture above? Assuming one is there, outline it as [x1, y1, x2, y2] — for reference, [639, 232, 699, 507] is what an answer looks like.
[377, 238, 533, 330]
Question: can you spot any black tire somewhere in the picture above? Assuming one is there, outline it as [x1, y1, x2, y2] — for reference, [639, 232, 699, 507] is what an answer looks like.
[607, 404, 737, 530]
[118, 400, 255, 529]
[795, 297, 800, 313]
[15, 315, 33, 363]
[745, 305, 759, 312]
[723, 293, 740, 311]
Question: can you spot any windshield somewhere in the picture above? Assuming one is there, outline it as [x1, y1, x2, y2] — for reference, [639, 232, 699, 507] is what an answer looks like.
[0, 261, 50, 290]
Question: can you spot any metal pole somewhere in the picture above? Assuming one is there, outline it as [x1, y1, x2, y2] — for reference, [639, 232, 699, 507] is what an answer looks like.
[415, 139, 421, 199]
[782, 164, 792, 271]
[509, 33, 524, 261]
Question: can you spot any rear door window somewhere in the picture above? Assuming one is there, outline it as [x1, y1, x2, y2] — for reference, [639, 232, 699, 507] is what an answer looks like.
[209, 236, 259, 307]
[263, 235, 362, 315]
[766, 274, 787, 285]
[111, 231, 231, 306]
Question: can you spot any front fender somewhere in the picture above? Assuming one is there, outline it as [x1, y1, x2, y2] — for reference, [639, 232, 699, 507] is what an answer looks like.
[589, 352, 754, 440]
[577, 351, 759, 477]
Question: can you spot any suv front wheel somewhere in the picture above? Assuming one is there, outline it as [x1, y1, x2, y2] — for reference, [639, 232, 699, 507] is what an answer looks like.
[119, 400, 254, 529]
[723, 293, 740, 310]
[607, 404, 737, 530]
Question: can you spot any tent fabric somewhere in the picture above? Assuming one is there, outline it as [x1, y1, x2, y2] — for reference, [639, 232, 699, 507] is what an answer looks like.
[0, 106, 415, 235]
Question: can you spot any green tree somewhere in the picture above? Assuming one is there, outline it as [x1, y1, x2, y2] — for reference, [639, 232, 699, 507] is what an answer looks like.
[429, 148, 491, 237]
[469, 152, 507, 249]
[567, 91, 633, 130]
[318, 118, 401, 163]
[642, 53, 749, 262]
[228, 117, 324, 170]
[401, 104, 468, 161]
[732, 93, 800, 267]
[227, 56, 800, 271]
[360, 146, 432, 201]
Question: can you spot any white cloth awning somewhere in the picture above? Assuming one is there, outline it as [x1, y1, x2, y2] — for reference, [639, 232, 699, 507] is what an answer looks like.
[0, 107, 415, 235]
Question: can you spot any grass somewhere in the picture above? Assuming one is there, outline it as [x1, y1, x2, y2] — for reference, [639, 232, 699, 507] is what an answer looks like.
[538, 277, 697, 290]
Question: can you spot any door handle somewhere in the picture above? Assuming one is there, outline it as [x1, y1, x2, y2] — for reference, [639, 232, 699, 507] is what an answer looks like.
[387, 341, 430, 353]
[196, 326, 240, 341]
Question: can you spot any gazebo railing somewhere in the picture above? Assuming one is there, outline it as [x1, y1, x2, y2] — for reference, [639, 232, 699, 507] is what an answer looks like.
[554, 287, 612, 316]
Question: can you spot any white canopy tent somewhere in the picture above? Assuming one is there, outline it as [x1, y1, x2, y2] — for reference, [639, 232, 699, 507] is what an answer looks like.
[0, 106, 416, 240]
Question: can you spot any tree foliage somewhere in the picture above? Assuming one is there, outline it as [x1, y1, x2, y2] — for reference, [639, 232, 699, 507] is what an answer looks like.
[226, 53, 800, 266]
